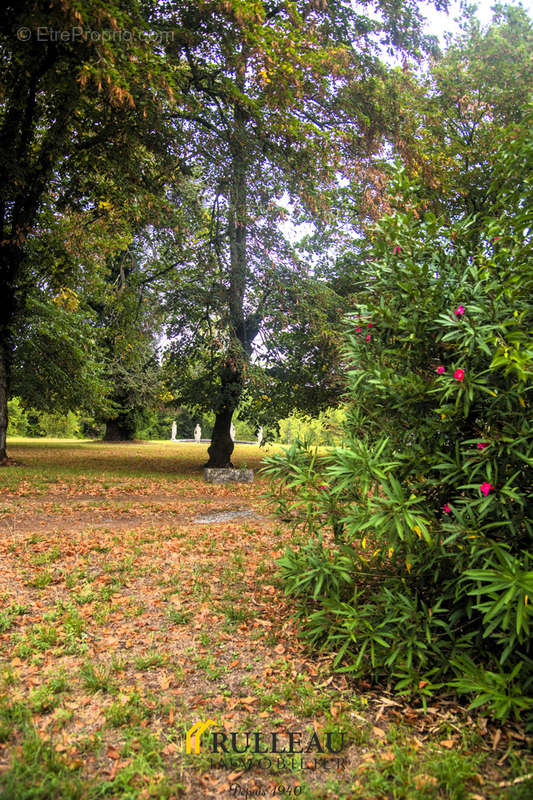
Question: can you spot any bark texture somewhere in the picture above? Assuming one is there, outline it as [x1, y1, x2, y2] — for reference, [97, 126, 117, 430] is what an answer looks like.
[206, 405, 236, 468]
[205, 68, 256, 468]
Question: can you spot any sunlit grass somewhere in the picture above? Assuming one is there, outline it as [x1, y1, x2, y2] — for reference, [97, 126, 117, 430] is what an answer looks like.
[2, 437, 277, 488]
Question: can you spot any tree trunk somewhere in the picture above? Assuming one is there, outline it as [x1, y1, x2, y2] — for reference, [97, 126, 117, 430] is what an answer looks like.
[206, 405, 235, 467]
[205, 358, 243, 467]
[0, 339, 9, 463]
[0, 242, 22, 465]
[207, 67, 250, 465]
[103, 417, 136, 442]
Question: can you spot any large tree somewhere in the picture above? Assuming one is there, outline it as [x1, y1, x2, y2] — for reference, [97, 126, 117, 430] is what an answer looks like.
[162, 0, 446, 466]
[93, 236, 172, 442]
[0, 0, 179, 462]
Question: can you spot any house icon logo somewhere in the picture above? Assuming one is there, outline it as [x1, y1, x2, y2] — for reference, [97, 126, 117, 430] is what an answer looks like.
[185, 720, 217, 754]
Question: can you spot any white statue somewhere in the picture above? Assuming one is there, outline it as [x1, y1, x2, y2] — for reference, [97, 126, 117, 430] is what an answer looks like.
[194, 424, 201, 442]
[171, 421, 177, 441]
[230, 422, 236, 441]
[257, 426, 263, 445]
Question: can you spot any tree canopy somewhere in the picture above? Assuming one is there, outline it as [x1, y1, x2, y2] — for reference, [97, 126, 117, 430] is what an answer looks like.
[3, 0, 533, 468]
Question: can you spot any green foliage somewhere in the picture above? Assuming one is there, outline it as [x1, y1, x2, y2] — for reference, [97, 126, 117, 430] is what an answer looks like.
[261, 442, 345, 542]
[37, 411, 81, 439]
[278, 408, 347, 446]
[11, 294, 108, 416]
[396, 4, 533, 220]
[264, 122, 533, 723]
[6, 398, 28, 436]
[7, 397, 87, 439]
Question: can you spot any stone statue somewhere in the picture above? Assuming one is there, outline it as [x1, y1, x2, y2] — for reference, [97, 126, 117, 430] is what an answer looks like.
[171, 421, 177, 441]
[257, 426, 263, 445]
[230, 422, 236, 442]
[194, 424, 201, 443]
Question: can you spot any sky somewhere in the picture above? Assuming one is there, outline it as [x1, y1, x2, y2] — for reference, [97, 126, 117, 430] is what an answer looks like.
[422, 0, 533, 39]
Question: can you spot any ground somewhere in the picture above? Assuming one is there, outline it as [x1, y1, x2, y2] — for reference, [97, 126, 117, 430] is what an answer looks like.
[0, 439, 531, 800]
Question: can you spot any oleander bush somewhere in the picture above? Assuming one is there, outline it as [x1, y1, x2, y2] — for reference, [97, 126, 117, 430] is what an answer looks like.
[262, 121, 533, 722]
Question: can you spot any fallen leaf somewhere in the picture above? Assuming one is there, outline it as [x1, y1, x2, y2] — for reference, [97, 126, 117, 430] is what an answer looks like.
[439, 739, 455, 749]
[414, 774, 438, 789]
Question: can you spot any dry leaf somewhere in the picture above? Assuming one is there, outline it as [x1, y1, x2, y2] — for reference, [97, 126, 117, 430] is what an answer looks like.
[414, 774, 438, 789]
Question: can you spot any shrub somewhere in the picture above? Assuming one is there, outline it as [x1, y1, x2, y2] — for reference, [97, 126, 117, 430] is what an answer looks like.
[277, 407, 347, 446]
[263, 123, 533, 723]
[7, 397, 28, 435]
[38, 410, 81, 438]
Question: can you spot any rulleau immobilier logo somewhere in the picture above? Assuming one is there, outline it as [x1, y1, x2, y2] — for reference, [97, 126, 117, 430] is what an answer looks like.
[185, 720, 347, 771]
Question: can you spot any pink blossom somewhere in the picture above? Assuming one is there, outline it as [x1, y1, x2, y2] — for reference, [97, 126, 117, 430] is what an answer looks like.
[355, 327, 361, 333]
[480, 482, 494, 497]
[493, 236, 500, 242]
[454, 368, 465, 381]
[477, 442, 489, 451]
[368, 322, 373, 328]
[454, 305, 465, 316]
[443, 504, 451, 514]
[436, 366, 445, 375]
[394, 246, 401, 254]
[319, 484, 327, 490]
[365, 335, 371, 341]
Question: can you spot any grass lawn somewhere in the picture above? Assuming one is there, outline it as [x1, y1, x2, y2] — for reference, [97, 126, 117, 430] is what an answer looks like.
[0, 439, 531, 799]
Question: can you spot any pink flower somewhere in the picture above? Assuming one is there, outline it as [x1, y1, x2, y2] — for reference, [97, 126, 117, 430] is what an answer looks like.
[355, 327, 361, 333]
[365, 335, 371, 341]
[454, 305, 465, 316]
[480, 482, 494, 497]
[493, 236, 500, 242]
[436, 366, 445, 375]
[368, 322, 373, 328]
[443, 504, 451, 514]
[394, 246, 401, 254]
[319, 484, 327, 490]
[454, 368, 465, 381]
[477, 442, 489, 451]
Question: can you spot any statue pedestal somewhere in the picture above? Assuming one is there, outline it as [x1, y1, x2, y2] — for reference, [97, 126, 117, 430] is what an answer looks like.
[203, 468, 254, 484]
